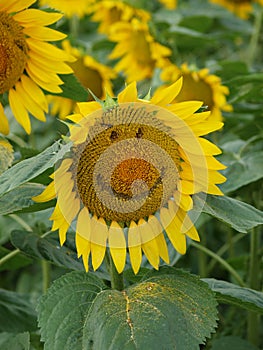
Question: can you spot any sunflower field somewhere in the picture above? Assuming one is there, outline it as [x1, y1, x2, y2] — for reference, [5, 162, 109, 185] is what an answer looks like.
[0, 0, 263, 349]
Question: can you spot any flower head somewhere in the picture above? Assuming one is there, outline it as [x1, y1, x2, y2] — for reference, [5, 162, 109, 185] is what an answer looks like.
[209, 0, 263, 19]
[91, 0, 150, 35]
[34, 78, 226, 274]
[39, 0, 94, 18]
[0, 0, 74, 134]
[108, 19, 171, 82]
[160, 63, 232, 122]
[47, 40, 116, 119]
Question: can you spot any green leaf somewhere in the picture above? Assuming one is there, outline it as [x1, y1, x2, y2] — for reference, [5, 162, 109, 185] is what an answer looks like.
[38, 270, 217, 350]
[11, 230, 83, 271]
[210, 335, 258, 350]
[203, 279, 263, 314]
[194, 195, 263, 233]
[0, 289, 37, 332]
[83, 269, 218, 350]
[0, 183, 45, 215]
[48, 74, 89, 102]
[37, 271, 107, 350]
[0, 332, 30, 350]
[0, 141, 71, 197]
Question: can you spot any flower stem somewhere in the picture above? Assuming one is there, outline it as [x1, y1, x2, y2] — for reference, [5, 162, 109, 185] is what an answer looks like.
[191, 241, 246, 287]
[42, 260, 51, 293]
[246, 7, 263, 67]
[70, 15, 80, 39]
[247, 227, 261, 347]
[0, 249, 20, 267]
[106, 250, 124, 291]
[9, 214, 33, 232]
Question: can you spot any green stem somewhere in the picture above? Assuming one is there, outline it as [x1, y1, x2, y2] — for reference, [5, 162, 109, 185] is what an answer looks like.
[191, 241, 246, 287]
[9, 214, 33, 232]
[246, 7, 263, 67]
[106, 250, 124, 291]
[0, 249, 20, 267]
[247, 227, 261, 346]
[207, 233, 244, 273]
[42, 260, 51, 293]
[69, 15, 80, 39]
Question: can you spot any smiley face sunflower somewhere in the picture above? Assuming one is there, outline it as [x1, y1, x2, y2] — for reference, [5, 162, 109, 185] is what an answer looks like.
[34, 78, 226, 274]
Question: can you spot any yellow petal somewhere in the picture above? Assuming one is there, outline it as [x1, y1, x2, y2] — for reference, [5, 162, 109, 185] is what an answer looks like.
[58, 220, 69, 246]
[151, 78, 183, 106]
[23, 26, 66, 41]
[90, 217, 108, 271]
[167, 101, 203, 119]
[13, 9, 63, 26]
[138, 218, 159, 270]
[27, 38, 75, 62]
[147, 215, 169, 262]
[109, 221, 126, 274]
[28, 50, 72, 74]
[76, 207, 91, 241]
[128, 221, 142, 275]
[160, 207, 186, 254]
[191, 122, 224, 136]
[8, 88, 31, 134]
[75, 232, 91, 271]
[0, 103, 9, 135]
[2, 0, 36, 13]
[15, 82, 46, 121]
[21, 75, 48, 111]
[118, 82, 138, 103]
[32, 181, 55, 202]
[198, 138, 222, 155]
[26, 66, 62, 93]
[75, 101, 101, 116]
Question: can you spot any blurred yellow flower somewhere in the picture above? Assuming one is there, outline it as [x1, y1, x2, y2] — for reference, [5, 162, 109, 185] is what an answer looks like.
[34, 78, 226, 274]
[39, 0, 94, 18]
[91, 0, 151, 35]
[109, 19, 171, 82]
[160, 63, 232, 122]
[48, 40, 116, 119]
[159, 0, 177, 9]
[210, 0, 263, 19]
[0, 0, 74, 134]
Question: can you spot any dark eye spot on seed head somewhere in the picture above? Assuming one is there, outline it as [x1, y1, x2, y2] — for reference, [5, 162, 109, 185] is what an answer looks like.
[110, 130, 118, 141]
[136, 127, 143, 138]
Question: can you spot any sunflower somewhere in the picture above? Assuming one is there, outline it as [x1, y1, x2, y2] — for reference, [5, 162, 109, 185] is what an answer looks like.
[108, 18, 171, 82]
[0, 0, 74, 135]
[39, 0, 95, 18]
[209, 0, 263, 19]
[160, 62, 232, 122]
[34, 78, 226, 274]
[158, 0, 177, 9]
[47, 40, 116, 119]
[91, 0, 151, 35]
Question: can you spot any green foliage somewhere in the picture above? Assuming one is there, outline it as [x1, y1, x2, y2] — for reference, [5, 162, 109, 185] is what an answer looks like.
[0, 289, 37, 333]
[194, 195, 263, 233]
[38, 269, 218, 350]
[204, 279, 263, 314]
[11, 230, 83, 271]
[0, 332, 30, 350]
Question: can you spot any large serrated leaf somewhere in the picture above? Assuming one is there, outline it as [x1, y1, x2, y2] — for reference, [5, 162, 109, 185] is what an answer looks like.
[0, 183, 44, 215]
[11, 230, 83, 271]
[0, 332, 30, 350]
[37, 271, 107, 350]
[203, 278, 263, 314]
[38, 270, 217, 350]
[83, 269, 218, 350]
[194, 195, 263, 233]
[0, 141, 71, 197]
[0, 289, 37, 332]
